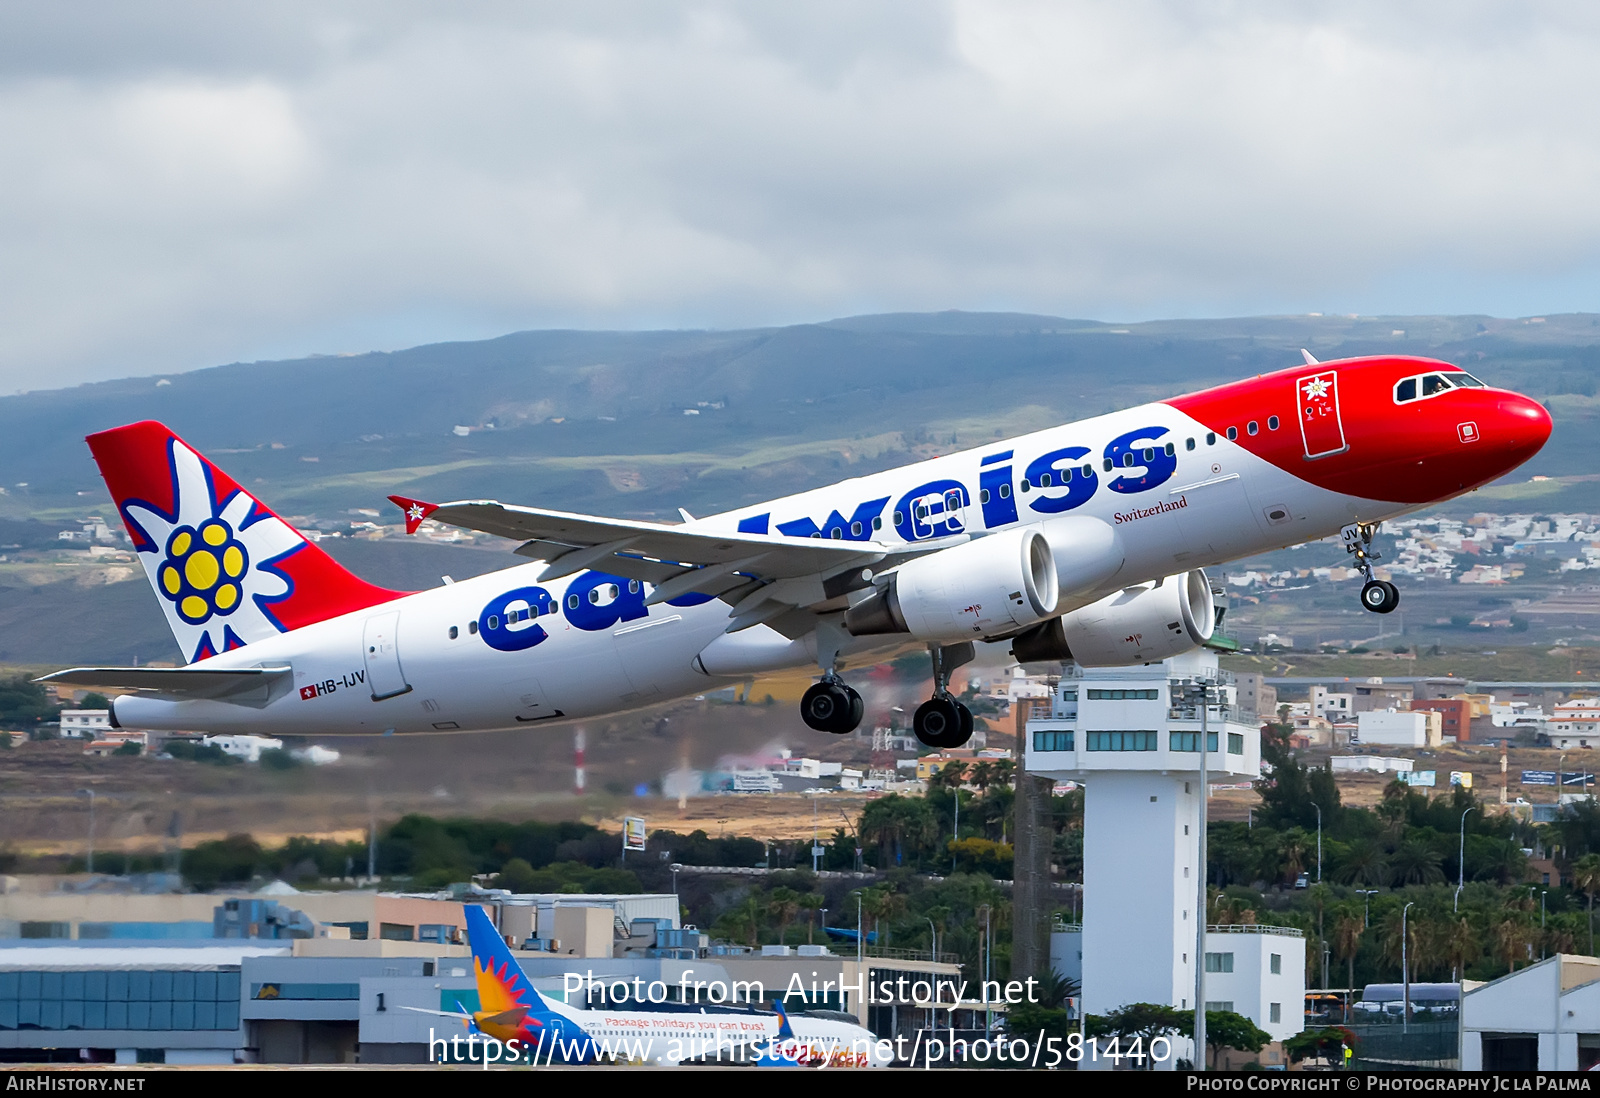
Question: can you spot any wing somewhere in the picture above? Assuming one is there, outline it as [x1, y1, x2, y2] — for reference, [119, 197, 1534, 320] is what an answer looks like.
[37, 666, 294, 707]
[391, 495, 963, 638]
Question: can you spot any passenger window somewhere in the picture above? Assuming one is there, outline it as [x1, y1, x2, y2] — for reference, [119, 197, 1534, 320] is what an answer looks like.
[1186, 437, 1196, 451]
[488, 615, 499, 629]
[873, 516, 883, 530]
[628, 580, 640, 593]
[1143, 447, 1154, 461]
[997, 485, 1010, 499]
[1164, 442, 1175, 456]
[1081, 464, 1093, 478]
[1122, 453, 1134, 467]
[1039, 473, 1052, 487]
[468, 621, 478, 634]
[1396, 377, 1417, 402]
[830, 529, 842, 539]
[945, 491, 961, 509]
[449, 626, 458, 640]
[1206, 432, 1216, 445]
[1247, 421, 1258, 436]
[1268, 415, 1279, 430]
[1019, 479, 1031, 492]
[567, 594, 579, 610]
[1423, 374, 1450, 396]
[851, 520, 863, 535]
[1103, 458, 1114, 472]
[1226, 426, 1238, 440]
[893, 511, 903, 526]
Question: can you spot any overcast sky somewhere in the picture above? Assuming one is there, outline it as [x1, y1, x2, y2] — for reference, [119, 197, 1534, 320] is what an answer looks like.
[4, 1, 1600, 387]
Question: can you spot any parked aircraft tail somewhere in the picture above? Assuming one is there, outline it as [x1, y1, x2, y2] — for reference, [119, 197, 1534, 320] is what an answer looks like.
[463, 903, 558, 1033]
[87, 421, 405, 664]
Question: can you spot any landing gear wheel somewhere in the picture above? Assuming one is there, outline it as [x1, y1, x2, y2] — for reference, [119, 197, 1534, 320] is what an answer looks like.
[1360, 580, 1400, 614]
[914, 697, 973, 748]
[801, 680, 863, 734]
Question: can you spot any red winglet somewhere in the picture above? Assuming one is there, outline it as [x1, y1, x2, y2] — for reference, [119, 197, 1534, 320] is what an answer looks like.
[389, 495, 440, 535]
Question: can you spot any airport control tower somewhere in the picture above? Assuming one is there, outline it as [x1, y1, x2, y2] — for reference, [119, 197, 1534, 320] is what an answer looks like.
[1025, 648, 1261, 1021]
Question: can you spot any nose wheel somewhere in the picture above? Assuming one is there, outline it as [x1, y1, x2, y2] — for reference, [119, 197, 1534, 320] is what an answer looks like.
[912, 642, 976, 748]
[801, 675, 863, 734]
[1343, 522, 1401, 615]
[1361, 580, 1400, 614]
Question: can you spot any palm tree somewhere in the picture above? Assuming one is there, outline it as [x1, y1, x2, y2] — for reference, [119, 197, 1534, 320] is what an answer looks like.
[1389, 841, 1445, 886]
[935, 761, 969, 790]
[1332, 914, 1365, 991]
[1277, 829, 1310, 885]
[990, 758, 1015, 789]
[798, 892, 824, 944]
[1571, 853, 1600, 955]
[1334, 840, 1389, 887]
[1443, 917, 1479, 983]
[1493, 918, 1532, 973]
[968, 761, 994, 796]
[767, 887, 801, 945]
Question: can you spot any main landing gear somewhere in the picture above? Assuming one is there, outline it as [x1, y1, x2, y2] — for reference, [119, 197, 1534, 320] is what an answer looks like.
[801, 673, 864, 735]
[913, 642, 975, 749]
[1343, 521, 1400, 615]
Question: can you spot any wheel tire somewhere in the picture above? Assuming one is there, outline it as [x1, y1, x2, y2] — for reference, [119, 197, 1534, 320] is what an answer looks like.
[1381, 580, 1402, 613]
[801, 681, 848, 732]
[1361, 580, 1399, 614]
[914, 696, 962, 747]
[842, 686, 865, 735]
[947, 702, 974, 748]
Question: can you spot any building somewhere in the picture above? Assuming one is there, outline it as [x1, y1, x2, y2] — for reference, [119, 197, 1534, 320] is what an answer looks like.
[1025, 648, 1277, 1063]
[1547, 699, 1600, 748]
[1232, 672, 1277, 720]
[1351, 681, 1415, 713]
[1462, 954, 1600, 1070]
[1411, 698, 1469, 742]
[1330, 756, 1414, 775]
[1310, 687, 1353, 722]
[201, 735, 284, 762]
[58, 710, 111, 739]
[1356, 709, 1442, 748]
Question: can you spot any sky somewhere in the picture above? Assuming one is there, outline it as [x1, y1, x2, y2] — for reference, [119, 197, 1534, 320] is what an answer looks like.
[5, 1, 1600, 388]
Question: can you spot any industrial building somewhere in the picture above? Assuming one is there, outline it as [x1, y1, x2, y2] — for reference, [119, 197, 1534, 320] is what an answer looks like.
[1462, 954, 1600, 1070]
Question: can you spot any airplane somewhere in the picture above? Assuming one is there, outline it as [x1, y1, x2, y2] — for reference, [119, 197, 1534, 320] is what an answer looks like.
[44, 352, 1550, 748]
[414, 903, 886, 1066]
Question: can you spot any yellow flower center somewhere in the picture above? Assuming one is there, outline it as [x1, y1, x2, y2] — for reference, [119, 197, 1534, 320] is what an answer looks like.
[185, 549, 220, 591]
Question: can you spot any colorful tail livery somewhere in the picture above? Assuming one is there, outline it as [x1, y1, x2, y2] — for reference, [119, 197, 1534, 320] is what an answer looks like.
[463, 903, 594, 1060]
[87, 421, 405, 664]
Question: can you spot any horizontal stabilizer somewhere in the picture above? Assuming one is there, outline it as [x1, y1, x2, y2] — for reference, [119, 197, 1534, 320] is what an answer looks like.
[38, 666, 294, 705]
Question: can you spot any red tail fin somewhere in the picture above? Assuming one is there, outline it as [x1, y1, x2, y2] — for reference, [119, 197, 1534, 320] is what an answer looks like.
[87, 421, 406, 664]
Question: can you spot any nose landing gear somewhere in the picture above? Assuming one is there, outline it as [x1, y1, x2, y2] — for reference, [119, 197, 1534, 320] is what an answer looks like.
[1343, 522, 1400, 614]
[913, 642, 975, 749]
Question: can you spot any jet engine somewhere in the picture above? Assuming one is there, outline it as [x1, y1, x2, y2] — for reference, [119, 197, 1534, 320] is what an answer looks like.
[845, 526, 1059, 643]
[1011, 570, 1214, 666]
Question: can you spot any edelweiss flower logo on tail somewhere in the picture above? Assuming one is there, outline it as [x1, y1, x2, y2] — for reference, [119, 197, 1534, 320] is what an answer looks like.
[125, 439, 304, 663]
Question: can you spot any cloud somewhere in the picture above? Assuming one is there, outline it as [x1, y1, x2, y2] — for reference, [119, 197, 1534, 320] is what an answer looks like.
[2, 1, 1600, 387]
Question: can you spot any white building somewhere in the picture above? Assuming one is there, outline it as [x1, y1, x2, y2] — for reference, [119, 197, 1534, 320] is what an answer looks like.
[1026, 648, 1280, 1064]
[1050, 923, 1304, 1044]
[1310, 687, 1353, 722]
[1463, 954, 1600, 1070]
[1356, 709, 1442, 748]
[59, 709, 111, 739]
[201, 735, 284, 762]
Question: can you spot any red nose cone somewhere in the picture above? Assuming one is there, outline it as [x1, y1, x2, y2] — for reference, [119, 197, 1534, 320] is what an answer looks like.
[1500, 392, 1553, 463]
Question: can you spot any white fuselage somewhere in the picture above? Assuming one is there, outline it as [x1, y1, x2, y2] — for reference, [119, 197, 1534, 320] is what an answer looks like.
[116, 401, 1399, 735]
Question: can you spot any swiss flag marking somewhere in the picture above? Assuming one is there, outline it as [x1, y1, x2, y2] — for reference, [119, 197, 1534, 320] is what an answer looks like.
[387, 495, 439, 535]
[1458, 421, 1480, 444]
[299, 685, 318, 701]
[1297, 370, 1348, 459]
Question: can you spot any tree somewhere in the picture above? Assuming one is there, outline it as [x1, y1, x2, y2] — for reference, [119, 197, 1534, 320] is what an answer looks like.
[1086, 1003, 1190, 1070]
[767, 887, 801, 944]
[1389, 841, 1445, 886]
[1334, 840, 1389, 887]
[497, 857, 539, 893]
[1202, 1009, 1271, 1069]
[79, 692, 111, 710]
[1332, 914, 1365, 992]
[798, 892, 824, 944]
[1285, 1026, 1357, 1066]
[1572, 854, 1600, 955]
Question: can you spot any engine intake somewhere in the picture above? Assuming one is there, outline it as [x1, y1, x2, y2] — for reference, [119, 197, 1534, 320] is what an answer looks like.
[1011, 570, 1214, 666]
[845, 527, 1059, 643]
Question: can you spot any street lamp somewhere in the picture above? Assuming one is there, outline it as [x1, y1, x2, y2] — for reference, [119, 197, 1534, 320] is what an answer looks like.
[1313, 803, 1322, 884]
[926, 916, 937, 963]
[670, 862, 681, 898]
[1357, 889, 1379, 928]
[978, 904, 994, 1036]
[850, 890, 864, 967]
[1178, 677, 1215, 1072]
[1456, 807, 1475, 913]
[1541, 891, 1548, 959]
[1402, 901, 1415, 1033]
[77, 789, 95, 875]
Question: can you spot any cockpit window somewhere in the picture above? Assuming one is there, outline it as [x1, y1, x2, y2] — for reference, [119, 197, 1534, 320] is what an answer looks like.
[1395, 370, 1479, 404]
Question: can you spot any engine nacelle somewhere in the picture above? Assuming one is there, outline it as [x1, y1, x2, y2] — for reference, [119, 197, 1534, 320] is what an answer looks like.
[1011, 570, 1214, 666]
[845, 526, 1059, 643]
